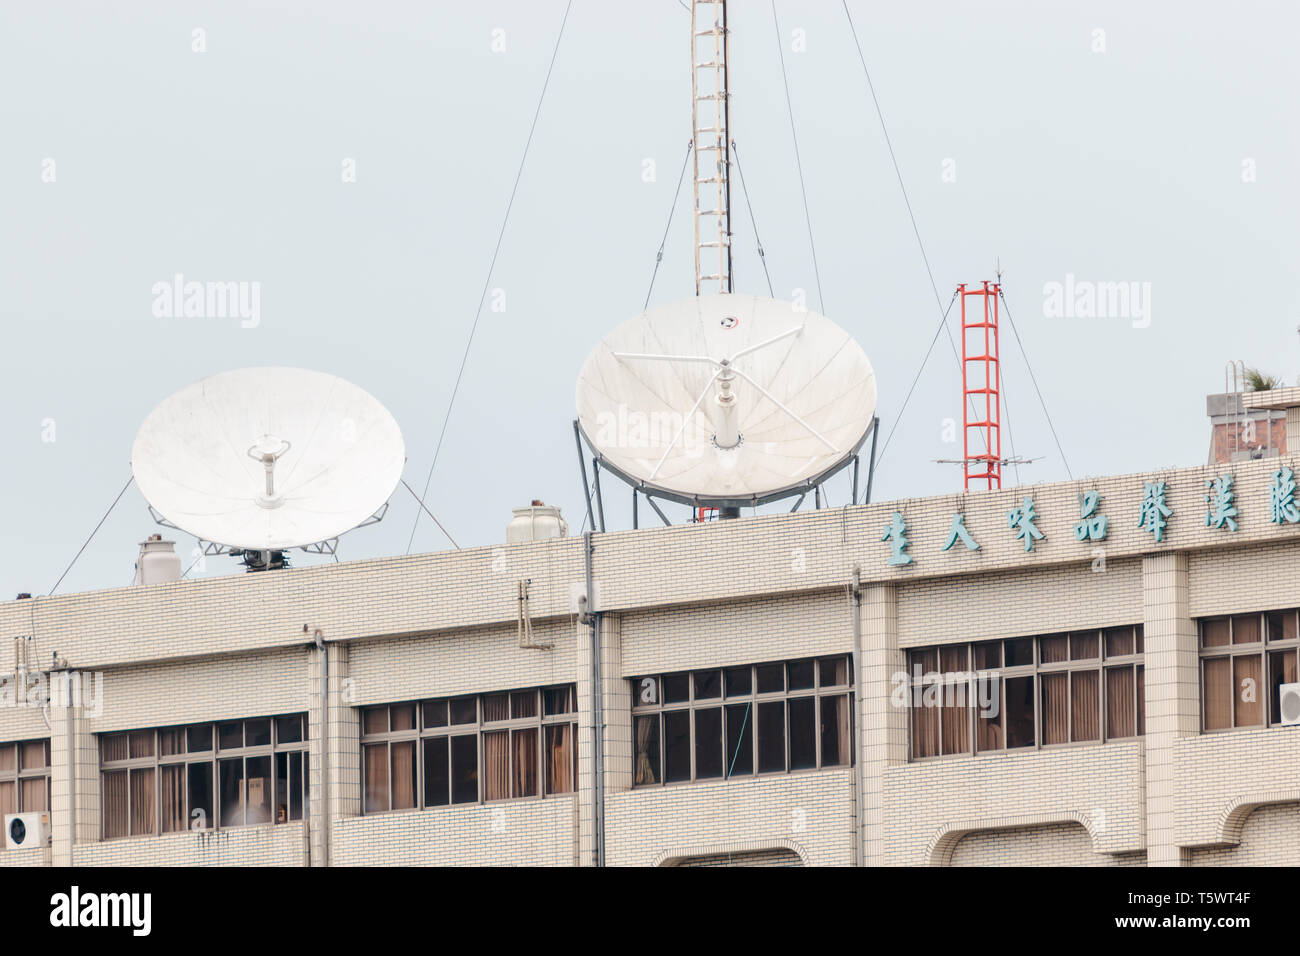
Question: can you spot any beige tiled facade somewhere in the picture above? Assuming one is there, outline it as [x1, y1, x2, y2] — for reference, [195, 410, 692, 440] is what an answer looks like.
[1, 456, 1299, 866]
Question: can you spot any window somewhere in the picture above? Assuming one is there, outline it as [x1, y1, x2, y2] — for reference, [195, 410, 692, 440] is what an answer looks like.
[0, 739, 50, 849]
[359, 685, 577, 813]
[1199, 609, 1300, 732]
[908, 627, 1144, 760]
[100, 715, 308, 839]
[631, 657, 854, 787]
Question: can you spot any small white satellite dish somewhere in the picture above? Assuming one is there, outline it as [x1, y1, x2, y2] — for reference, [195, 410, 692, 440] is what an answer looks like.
[131, 367, 405, 556]
[575, 294, 878, 507]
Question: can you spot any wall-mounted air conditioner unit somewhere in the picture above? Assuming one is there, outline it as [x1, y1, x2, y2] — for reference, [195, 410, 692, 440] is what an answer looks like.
[5, 811, 48, 849]
[1279, 683, 1300, 726]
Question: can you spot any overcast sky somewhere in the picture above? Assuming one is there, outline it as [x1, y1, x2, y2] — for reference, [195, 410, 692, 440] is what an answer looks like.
[2, 0, 1297, 598]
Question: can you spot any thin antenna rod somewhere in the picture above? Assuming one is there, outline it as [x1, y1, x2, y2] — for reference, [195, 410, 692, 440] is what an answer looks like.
[692, 0, 732, 295]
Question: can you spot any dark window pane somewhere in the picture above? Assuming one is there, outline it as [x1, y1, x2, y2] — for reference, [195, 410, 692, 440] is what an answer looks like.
[975, 676, 1003, 751]
[757, 701, 785, 772]
[1005, 638, 1034, 667]
[362, 707, 387, 735]
[1104, 627, 1135, 658]
[787, 660, 815, 691]
[423, 700, 448, 728]
[364, 745, 388, 813]
[512, 728, 538, 798]
[274, 752, 289, 823]
[543, 686, 575, 715]
[1135, 627, 1145, 654]
[819, 656, 849, 686]
[246, 755, 273, 824]
[188, 763, 213, 830]
[218, 722, 243, 750]
[159, 728, 185, 757]
[663, 710, 691, 782]
[0, 744, 15, 773]
[1203, 658, 1232, 730]
[1106, 667, 1136, 739]
[694, 708, 723, 779]
[633, 715, 661, 786]
[219, 758, 244, 827]
[187, 725, 213, 753]
[483, 731, 508, 800]
[450, 698, 477, 725]
[911, 648, 938, 675]
[662, 673, 690, 704]
[1004, 676, 1035, 748]
[1232, 614, 1262, 645]
[635, 676, 659, 706]
[19, 740, 47, 771]
[1040, 672, 1068, 745]
[1040, 634, 1069, 664]
[725, 702, 757, 773]
[483, 694, 509, 722]
[1071, 671, 1100, 741]
[1070, 632, 1099, 661]
[390, 704, 416, 732]
[20, 776, 46, 813]
[974, 641, 1001, 669]
[1202, 618, 1230, 648]
[160, 765, 185, 832]
[693, 670, 721, 700]
[391, 741, 417, 810]
[756, 664, 784, 694]
[276, 715, 303, 744]
[103, 770, 128, 838]
[1136, 666, 1145, 735]
[102, 734, 127, 763]
[130, 768, 155, 836]
[450, 735, 477, 803]
[245, 719, 272, 748]
[939, 645, 967, 673]
[724, 666, 752, 697]
[423, 737, 450, 807]
[820, 695, 851, 766]
[510, 691, 538, 720]
[286, 751, 305, 821]
[129, 731, 155, 759]
[1234, 655, 1263, 726]
[789, 698, 816, 770]
[545, 724, 574, 794]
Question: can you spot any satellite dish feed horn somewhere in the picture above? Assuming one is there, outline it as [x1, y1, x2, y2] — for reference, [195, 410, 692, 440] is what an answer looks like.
[248, 437, 291, 507]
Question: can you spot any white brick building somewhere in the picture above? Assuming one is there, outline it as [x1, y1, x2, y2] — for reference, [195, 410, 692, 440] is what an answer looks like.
[2, 395, 1300, 866]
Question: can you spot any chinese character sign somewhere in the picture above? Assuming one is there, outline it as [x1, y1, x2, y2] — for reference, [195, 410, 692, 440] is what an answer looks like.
[1204, 474, 1238, 532]
[1138, 481, 1172, 542]
[881, 511, 913, 566]
[941, 512, 980, 552]
[1007, 496, 1045, 552]
[1073, 490, 1108, 542]
[1270, 467, 1300, 524]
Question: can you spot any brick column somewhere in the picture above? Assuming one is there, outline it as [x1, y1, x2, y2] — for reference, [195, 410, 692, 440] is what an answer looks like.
[576, 617, 597, 865]
[860, 581, 905, 865]
[48, 670, 99, 866]
[1142, 552, 1199, 865]
[309, 640, 357, 867]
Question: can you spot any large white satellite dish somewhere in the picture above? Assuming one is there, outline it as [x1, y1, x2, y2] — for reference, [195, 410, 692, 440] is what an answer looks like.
[132, 367, 405, 559]
[575, 294, 878, 509]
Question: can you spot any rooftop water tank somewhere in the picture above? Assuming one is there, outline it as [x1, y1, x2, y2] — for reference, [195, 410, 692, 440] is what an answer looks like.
[507, 501, 568, 544]
[134, 534, 182, 585]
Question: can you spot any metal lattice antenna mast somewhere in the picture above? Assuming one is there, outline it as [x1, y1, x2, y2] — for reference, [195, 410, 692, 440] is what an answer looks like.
[692, 0, 732, 295]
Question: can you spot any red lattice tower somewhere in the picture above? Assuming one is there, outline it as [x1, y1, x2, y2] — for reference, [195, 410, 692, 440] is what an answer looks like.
[959, 281, 1002, 490]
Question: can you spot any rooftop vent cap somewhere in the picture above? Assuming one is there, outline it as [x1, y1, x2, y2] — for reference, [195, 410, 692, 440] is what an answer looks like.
[133, 536, 182, 586]
[507, 501, 568, 544]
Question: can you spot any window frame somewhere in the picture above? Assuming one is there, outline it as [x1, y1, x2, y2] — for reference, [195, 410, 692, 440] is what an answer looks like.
[0, 738, 51, 849]
[98, 714, 308, 840]
[629, 656, 855, 788]
[358, 685, 579, 815]
[906, 626, 1145, 761]
[1198, 609, 1300, 733]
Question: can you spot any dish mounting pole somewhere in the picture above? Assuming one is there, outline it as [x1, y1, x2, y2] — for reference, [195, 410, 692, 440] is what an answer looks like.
[692, 0, 732, 296]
